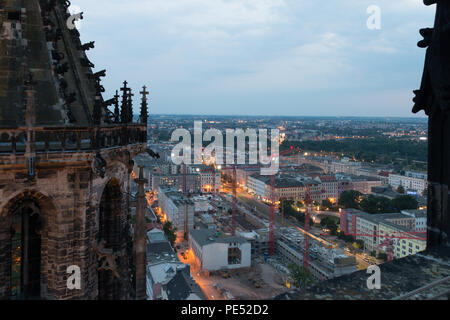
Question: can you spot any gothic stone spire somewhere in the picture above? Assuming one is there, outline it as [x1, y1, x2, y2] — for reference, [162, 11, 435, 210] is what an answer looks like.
[140, 86, 149, 125]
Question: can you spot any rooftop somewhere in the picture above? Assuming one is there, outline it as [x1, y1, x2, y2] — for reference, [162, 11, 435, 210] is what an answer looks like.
[164, 269, 205, 300]
[147, 241, 178, 265]
[190, 229, 248, 247]
[158, 186, 195, 205]
[147, 229, 167, 243]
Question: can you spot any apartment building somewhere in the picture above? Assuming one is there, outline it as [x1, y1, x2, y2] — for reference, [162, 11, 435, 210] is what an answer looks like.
[401, 209, 427, 232]
[347, 210, 427, 258]
[314, 175, 339, 201]
[188, 165, 221, 192]
[378, 221, 426, 259]
[247, 175, 306, 202]
[350, 176, 383, 194]
[327, 158, 362, 175]
[389, 174, 428, 195]
[157, 187, 195, 240]
[150, 173, 202, 193]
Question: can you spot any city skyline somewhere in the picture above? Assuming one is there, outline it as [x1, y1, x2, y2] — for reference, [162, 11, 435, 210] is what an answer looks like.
[1, 0, 448, 304]
[73, 0, 435, 117]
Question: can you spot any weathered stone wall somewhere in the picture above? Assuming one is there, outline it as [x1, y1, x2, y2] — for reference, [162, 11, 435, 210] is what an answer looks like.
[0, 145, 144, 300]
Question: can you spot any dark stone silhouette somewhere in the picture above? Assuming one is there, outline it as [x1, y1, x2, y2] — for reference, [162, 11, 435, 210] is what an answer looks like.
[413, 0, 450, 247]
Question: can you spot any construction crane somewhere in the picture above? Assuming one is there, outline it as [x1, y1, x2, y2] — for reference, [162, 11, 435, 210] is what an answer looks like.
[232, 165, 237, 235]
[183, 163, 189, 240]
[219, 164, 261, 236]
[269, 174, 275, 255]
[302, 154, 327, 269]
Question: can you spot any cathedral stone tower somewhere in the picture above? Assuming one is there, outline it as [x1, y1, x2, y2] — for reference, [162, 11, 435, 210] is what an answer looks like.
[0, 0, 148, 299]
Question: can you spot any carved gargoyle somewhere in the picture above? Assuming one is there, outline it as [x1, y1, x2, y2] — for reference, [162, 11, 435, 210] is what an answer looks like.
[92, 152, 107, 178]
[413, 0, 450, 116]
[80, 57, 95, 68]
[78, 41, 95, 51]
[93, 240, 122, 280]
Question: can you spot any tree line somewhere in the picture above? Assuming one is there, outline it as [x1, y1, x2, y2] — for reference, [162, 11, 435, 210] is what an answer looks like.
[282, 137, 427, 163]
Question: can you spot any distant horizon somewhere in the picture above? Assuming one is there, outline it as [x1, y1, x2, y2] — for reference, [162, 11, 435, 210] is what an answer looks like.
[148, 113, 428, 120]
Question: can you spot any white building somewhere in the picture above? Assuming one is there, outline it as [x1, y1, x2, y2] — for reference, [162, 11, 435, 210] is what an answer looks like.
[247, 175, 267, 198]
[327, 158, 362, 175]
[157, 187, 195, 240]
[355, 214, 379, 253]
[389, 174, 428, 195]
[189, 229, 251, 272]
[404, 171, 428, 180]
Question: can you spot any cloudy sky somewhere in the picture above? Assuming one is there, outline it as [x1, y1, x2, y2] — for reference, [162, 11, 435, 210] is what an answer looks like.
[71, 0, 435, 117]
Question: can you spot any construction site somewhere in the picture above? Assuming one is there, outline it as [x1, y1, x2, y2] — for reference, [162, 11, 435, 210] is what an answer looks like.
[146, 144, 363, 299]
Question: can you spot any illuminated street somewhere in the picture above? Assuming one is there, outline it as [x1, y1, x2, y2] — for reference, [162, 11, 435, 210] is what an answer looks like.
[178, 247, 288, 300]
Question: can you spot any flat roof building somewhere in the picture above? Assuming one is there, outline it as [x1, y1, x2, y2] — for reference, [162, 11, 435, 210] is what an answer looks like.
[189, 229, 251, 272]
[157, 187, 195, 240]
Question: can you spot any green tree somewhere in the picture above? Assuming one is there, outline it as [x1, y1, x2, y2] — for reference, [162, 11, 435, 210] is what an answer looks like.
[321, 199, 333, 210]
[320, 216, 339, 235]
[360, 195, 392, 214]
[391, 195, 419, 212]
[288, 264, 314, 289]
[281, 137, 428, 164]
[377, 253, 388, 262]
[354, 240, 365, 249]
[281, 199, 295, 215]
[338, 232, 355, 243]
[163, 221, 177, 246]
[339, 190, 362, 209]
[396, 185, 406, 194]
